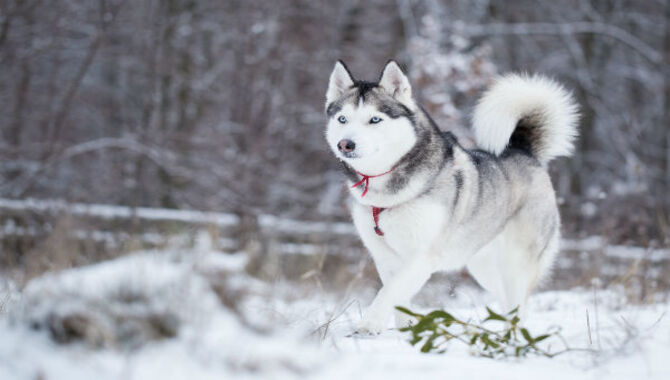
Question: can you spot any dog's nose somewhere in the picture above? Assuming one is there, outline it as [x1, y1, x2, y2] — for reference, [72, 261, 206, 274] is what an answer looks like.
[338, 139, 356, 153]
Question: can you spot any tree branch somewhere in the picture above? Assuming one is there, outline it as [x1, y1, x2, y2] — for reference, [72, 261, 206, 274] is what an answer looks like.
[462, 22, 662, 65]
[2, 137, 187, 197]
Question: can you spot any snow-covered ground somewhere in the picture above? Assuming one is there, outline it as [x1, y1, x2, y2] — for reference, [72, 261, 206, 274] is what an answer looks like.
[0, 241, 668, 380]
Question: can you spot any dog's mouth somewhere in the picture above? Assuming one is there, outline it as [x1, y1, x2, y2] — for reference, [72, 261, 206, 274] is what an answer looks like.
[340, 151, 358, 159]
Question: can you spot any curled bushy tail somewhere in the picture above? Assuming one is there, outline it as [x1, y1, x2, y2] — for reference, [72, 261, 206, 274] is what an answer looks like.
[472, 74, 579, 165]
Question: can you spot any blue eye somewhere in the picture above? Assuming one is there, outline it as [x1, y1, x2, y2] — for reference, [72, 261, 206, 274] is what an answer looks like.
[338, 115, 347, 124]
[370, 116, 382, 124]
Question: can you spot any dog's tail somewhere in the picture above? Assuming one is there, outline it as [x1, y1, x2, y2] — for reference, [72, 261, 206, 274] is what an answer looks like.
[471, 74, 579, 165]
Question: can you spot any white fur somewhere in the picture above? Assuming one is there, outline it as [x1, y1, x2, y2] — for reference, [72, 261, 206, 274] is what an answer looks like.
[378, 61, 415, 109]
[349, 152, 478, 334]
[466, 216, 559, 317]
[325, 61, 421, 207]
[472, 74, 579, 164]
[325, 103, 417, 176]
[325, 61, 354, 108]
[349, 143, 561, 335]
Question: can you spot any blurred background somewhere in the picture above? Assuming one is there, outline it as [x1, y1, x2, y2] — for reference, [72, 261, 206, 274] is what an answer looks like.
[0, 0, 668, 290]
[1, 2, 669, 378]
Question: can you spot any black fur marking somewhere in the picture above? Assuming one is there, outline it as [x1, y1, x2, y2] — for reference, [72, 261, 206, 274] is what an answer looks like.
[467, 151, 492, 218]
[385, 130, 433, 193]
[468, 148, 518, 182]
[326, 92, 358, 117]
[498, 159, 510, 181]
[401, 130, 432, 175]
[468, 149, 492, 166]
[439, 131, 457, 159]
[452, 170, 463, 213]
[419, 105, 447, 137]
[326, 102, 342, 117]
[475, 168, 485, 214]
[379, 103, 414, 119]
[508, 113, 544, 157]
[385, 170, 409, 192]
[336, 59, 356, 82]
[509, 122, 533, 154]
[470, 147, 512, 183]
[354, 80, 378, 101]
[384, 108, 454, 194]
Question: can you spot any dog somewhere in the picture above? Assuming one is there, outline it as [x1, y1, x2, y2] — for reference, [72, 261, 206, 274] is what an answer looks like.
[324, 60, 578, 334]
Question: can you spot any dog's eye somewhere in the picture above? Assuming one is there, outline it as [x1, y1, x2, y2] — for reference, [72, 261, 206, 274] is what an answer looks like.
[337, 115, 347, 124]
[370, 116, 382, 124]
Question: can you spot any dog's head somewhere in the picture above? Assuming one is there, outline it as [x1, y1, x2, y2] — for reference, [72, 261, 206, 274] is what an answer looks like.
[324, 61, 417, 175]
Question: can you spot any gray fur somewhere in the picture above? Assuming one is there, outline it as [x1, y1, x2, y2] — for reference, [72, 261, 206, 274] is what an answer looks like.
[329, 81, 561, 261]
[325, 63, 571, 332]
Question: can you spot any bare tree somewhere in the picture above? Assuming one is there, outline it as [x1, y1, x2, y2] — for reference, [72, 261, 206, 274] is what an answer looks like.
[0, 0, 667, 243]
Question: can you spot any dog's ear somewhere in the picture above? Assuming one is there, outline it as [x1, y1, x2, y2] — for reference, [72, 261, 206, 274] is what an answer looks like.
[378, 60, 414, 108]
[326, 60, 355, 107]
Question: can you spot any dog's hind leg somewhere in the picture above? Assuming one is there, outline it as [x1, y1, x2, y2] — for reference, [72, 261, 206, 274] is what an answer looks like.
[467, 216, 558, 318]
[467, 239, 536, 317]
[466, 232, 510, 310]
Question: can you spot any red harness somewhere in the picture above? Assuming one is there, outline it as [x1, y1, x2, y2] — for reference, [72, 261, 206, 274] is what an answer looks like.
[352, 168, 394, 236]
[371, 206, 386, 236]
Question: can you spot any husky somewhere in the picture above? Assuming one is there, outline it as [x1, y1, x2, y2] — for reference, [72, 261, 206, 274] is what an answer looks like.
[324, 60, 578, 334]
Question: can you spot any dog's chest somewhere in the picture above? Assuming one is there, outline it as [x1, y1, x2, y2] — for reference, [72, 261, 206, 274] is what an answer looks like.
[376, 199, 447, 254]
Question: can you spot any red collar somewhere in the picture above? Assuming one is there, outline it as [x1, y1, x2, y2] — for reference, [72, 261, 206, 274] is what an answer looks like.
[351, 168, 395, 236]
[351, 167, 395, 197]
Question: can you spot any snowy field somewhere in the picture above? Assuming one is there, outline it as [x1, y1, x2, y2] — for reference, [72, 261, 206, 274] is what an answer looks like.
[0, 240, 668, 380]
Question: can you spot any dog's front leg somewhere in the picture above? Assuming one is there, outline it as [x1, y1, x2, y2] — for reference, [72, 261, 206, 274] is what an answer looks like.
[355, 253, 436, 334]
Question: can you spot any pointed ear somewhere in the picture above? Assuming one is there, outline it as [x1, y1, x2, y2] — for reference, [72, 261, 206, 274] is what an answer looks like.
[378, 60, 414, 107]
[326, 61, 355, 107]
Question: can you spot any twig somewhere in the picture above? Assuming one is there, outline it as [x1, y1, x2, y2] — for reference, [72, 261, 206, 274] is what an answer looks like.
[461, 22, 662, 65]
[586, 309, 593, 346]
[311, 298, 357, 341]
[647, 312, 666, 331]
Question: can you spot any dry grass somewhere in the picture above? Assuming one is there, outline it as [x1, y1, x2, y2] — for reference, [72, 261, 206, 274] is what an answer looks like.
[2, 206, 668, 307]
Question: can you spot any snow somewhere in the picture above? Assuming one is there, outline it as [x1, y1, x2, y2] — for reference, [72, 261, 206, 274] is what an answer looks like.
[1, 244, 669, 380]
[563, 236, 670, 262]
[0, 198, 240, 227]
[258, 214, 356, 236]
[0, 197, 357, 237]
[6, 197, 665, 262]
[0, 249, 325, 380]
